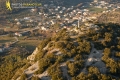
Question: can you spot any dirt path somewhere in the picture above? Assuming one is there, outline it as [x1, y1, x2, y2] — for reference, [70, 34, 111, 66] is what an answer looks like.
[81, 42, 106, 73]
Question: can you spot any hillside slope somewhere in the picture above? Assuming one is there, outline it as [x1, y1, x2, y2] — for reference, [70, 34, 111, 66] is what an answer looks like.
[14, 23, 120, 80]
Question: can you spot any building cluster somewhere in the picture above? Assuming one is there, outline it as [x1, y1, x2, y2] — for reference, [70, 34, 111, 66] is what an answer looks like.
[9, 0, 120, 36]
[92, 0, 120, 12]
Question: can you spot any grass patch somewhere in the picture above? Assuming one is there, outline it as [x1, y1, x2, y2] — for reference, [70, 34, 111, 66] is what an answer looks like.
[0, 36, 41, 52]
[0, 36, 15, 44]
[88, 7, 105, 13]
[16, 40, 41, 51]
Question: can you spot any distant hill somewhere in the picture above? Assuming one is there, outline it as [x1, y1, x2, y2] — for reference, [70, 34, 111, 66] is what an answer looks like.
[101, 0, 120, 3]
[98, 11, 120, 24]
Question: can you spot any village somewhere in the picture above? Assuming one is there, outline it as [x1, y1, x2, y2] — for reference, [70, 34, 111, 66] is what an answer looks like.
[0, 0, 120, 53]
[11, 0, 120, 34]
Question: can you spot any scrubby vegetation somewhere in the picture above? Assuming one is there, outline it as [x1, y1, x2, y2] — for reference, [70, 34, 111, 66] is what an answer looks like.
[0, 47, 30, 80]
[31, 23, 120, 80]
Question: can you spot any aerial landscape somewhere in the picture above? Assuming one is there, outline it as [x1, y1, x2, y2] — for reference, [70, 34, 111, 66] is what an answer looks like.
[0, 0, 120, 80]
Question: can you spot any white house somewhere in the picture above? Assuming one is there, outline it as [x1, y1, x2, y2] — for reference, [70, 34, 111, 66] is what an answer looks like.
[16, 22, 21, 25]
[57, 15, 61, 18]
[15, 32, 22, 37]
[0, 48, 4, 53]
[24, 17, 30, 20]
[41, 27, 47, 31]
[62, 7, 66, 10]
[55, 8, 58, 11]
[30, 9, 36, 12]
[44, 4, 48, 7]
[51, 20, 56, 25]
[59, 11, 63, 14]
[38, 12, 42, 15]
[57, 6, 61, 9]
[38, 22, 42, 26]
[15, 18, 19, 21]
